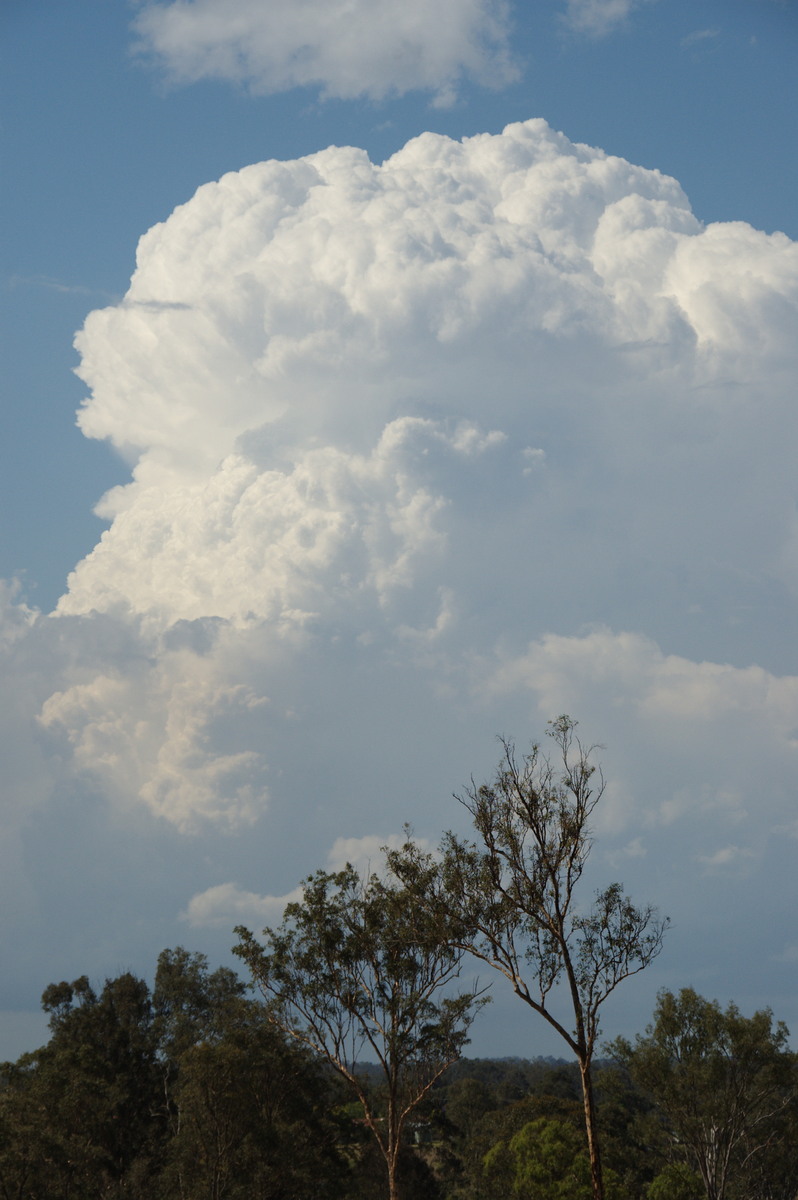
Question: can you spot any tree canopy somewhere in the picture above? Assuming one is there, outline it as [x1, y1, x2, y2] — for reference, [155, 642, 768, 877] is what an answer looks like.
[234, 859, 488, 1200]
[611, 987, 798, 1200]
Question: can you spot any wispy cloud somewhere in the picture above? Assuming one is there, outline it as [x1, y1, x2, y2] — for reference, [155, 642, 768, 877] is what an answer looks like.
[697, 845, 757, 872]
[182, 832, 433, 928]
[681, 27, 720, 50]
[8, 274, 120, 301]
[562, 0, 656, 37]
[182, 882, 303, 928]
[132, 0, 517, 103]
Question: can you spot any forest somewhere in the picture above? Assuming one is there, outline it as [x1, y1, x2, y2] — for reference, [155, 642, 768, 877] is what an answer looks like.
[0, 952, 795, 1200]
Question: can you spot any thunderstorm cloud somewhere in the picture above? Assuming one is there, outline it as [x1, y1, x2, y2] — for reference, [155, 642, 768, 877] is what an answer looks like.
[3, 121, 798, 1023]
[29, 120, 798, 834]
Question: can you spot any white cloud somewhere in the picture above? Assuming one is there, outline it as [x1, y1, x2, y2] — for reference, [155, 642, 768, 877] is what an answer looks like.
[326, 831, 433, 874]
[2, 114, 798, 1054]
[39, 119, 795, 839]
[182, 881, 303, 928]
[483, 627, 798, 845]
[562, 0, 654, 37]
[697, 844, 757, 872]
[3, 0, 798, 1048]
[38, 646, 270, 831]
[58, 419, 502, 632]
[489, 627, 798, 738]
[0, 580, 37, 648]
[131, 0, 517, 103]
[183, 832, 432, 928]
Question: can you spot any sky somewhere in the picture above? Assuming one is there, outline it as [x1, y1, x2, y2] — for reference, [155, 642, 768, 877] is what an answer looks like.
[1, 0, 797, 1062]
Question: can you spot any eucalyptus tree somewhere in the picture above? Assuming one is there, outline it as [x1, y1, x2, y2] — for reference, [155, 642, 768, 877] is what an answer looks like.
[153, 947, 344, 1200]
[388, 716, 668, 1200]
[0, 973, 165, 1199]
[234, 859, 488, 1200]
[611, 988, 798, 1200]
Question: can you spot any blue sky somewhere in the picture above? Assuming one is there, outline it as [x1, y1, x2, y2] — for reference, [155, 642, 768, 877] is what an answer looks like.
[1, 0, 797, 1060]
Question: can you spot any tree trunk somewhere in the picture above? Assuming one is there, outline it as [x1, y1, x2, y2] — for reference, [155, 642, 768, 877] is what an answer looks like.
[386, 1147, 400, 1200]
[386, 1090, 400, 1200]
[578, 1056, 604, 1200]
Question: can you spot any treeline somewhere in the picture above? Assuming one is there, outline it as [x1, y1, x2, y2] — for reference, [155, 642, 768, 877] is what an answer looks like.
[0, 950, 345, 1200]
[0, 954, 796, 1200]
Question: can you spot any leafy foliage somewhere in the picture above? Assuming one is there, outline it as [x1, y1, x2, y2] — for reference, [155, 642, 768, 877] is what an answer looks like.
[611, 988, 798, 1200]
[153, 947, 346, 1200]
[234, 860, 488, 1200]
[0, 972, 163, 1199]
[483, 1116, 594, 1199]
[0, 953, 349, 1200]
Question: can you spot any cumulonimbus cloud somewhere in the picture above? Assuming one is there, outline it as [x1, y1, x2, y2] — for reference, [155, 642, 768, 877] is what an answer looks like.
[64, 120, 798, 635]
[17, 118, 798, 836]
[131, 0, 517, 103]
[3, 114, 797, 1047]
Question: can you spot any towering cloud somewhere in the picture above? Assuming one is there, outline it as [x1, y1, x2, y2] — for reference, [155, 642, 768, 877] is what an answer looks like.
[34, 118, 794, 848]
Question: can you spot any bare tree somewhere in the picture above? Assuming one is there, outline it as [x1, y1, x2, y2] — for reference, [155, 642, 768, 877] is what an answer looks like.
[388, 716, 668, 1200]
[234, 859, 487, 1200]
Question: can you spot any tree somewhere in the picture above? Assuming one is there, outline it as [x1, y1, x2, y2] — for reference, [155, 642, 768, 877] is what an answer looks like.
[482, 1116, 594, 1200]
[646, 1164, 704, 1200]
[611, 988, 798, 1200]
[0, 1053, 56, 1200]
[388, 716, 668, 1200]
[591, 1061, 665, 1199]
[153, 946, 248, 1062]
[234, 859, 488, 1200]
[152, 947, 345, 1200]
[0, 973, 165, 1199]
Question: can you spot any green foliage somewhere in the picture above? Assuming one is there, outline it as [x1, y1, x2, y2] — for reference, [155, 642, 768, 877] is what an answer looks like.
[436, 1059, 595, 1200]
[483, 1116, 594, 1199]
[153, 945, 247, 1057]
[0, 972, 164, 1199]
[0, 951, 352, 1200]
[1, 993, 795, 1200]
[234, 860, 488, 1200]
[592, 1061, 664, 1199]
[444, 1075, 498, 1143]
[611, 988, 798, 1200]
[153, 947, 346, 1200]
[647, 1163, 704, 1200]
